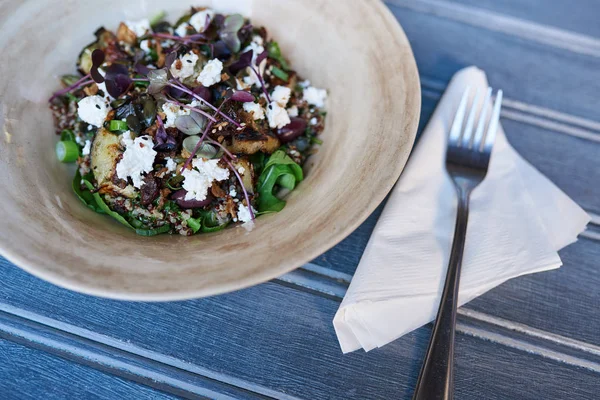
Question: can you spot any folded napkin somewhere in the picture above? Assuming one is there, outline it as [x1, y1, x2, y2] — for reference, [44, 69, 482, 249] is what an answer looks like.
[333, 66, 590, 353]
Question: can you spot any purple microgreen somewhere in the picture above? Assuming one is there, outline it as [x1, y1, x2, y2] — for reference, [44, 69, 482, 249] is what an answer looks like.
[166, 98, 216, 122]
[153, 115, 177, 152]
[165, 50, 178, 69]
[212, 40, 231, 60]
[105, 74, 132, 98]
[256, 50, 268, 66]
[223, 14, 244, 32]
[48, 75, 94, 102]
[249, 64, 271, 103]
[147, 68, 169, 94]
[192, 85, 212, 103]
[103, 63, 133, 98]
[220, 31, 241, 53]
[180, 99, 230, 173]
[152, 32, 183, 41]
[175, 113, 205, 135]
[206, 138, 236, 161]
[230, 90, 255, 103]
[219, 14, 244, 52]
[90, 49, 106, 84]
[167, 79, 241, 128]
[228, 50, 253, 75]
[223, 157, 255, 222]
[134, 62, 151, 76]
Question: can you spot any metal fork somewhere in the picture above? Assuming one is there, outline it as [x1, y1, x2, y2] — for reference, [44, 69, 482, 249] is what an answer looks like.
[412, 87, 503, 400]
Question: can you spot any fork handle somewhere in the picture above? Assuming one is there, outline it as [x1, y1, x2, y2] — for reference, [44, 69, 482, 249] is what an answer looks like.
[412, 184, 471, 400]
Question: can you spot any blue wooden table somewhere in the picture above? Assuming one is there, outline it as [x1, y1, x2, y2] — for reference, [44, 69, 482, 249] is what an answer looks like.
[2, 1, 600, 398]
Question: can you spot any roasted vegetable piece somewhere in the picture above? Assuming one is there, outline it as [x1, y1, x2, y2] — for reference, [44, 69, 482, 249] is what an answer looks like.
[90, 128, 136, 198]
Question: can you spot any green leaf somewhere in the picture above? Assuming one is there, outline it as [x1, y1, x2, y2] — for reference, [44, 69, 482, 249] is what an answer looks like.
[198, 210, 229, 233]
[249, 152, 266, 176]
[271, 66, 289, 81]
[60, 129, 76, 142]
[256, 151, 304, 213]
[72, 170, 105, 213]
[149, 10, 167, 27]
[135, 225, 171, 236]
[263, 150, 303, 181]
[82, 179, 134, 229]
[187, 217, 201, 233]
[266, 41, 290, 71]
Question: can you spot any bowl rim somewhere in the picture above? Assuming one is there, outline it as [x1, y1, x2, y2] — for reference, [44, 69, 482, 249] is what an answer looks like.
[0, 0, 421, 301]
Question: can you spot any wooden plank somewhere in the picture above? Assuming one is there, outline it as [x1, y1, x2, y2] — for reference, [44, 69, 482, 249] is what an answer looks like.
[445, 0, 600, 38]
[467, 236, 600, 347]
[0, 260, 599, 399]
[0, 310, 271, 400]
[0, 339, 178, 400]
[387, 3, 600, 122]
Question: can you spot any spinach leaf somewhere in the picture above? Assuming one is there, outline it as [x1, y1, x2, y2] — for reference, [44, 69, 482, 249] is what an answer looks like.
[199, 211, 229, 233]
[263, 150, 303, 181]
[72, 170, 105, 213]
[135, 225, 171, 236]
[82, 179, 134, 229]
[256, 151, 304, 213]
[249, 152, 266, 176]
[267, 41, 290, 71]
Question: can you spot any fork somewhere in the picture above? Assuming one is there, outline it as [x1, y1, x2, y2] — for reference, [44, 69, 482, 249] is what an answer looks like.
[412, 86, 503, 400]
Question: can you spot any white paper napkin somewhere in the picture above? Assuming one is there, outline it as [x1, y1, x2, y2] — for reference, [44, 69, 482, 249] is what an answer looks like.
[333, 66, 590, 353]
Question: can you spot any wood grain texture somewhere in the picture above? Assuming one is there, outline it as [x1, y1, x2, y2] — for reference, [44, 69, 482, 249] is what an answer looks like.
[387, 3, 600, 122]
[446, 0, 600, 38]
[0, 339, 178, 400]
[0, 260, 599, 399]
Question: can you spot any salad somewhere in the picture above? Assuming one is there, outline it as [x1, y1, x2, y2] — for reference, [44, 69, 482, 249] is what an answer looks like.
[49, 7, 327, 236]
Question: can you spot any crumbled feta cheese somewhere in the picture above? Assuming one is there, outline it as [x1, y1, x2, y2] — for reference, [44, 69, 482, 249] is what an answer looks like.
[116, 133, 157, 188]
[287, 105, 299, 117]
[236, 78, 250, 91]
[237, 203, 255, 224]
[243, 69, 262, 88]
[310, 117, 318, 125]
[140, 40, 151, 54]
[189, 9, 215, 32]
[77, 95, 110, 127]
[229, 187, 237, 197]
[161, 102, 191, 128]
[197, 59, 223, 87]
[237, 166, 246, 174]
[75, 135, 84, 144]
[81, 140, 92, 156]
[243, 102, 265, 120]
[267, 103, 291, 129]
[125, 19, 151, 37]
[252, 35, 264, 46]
[271, 86, 291, 107]
[182, 159, 230, 201]
[165, 157, 177, 172]
[170, 51, 199, 80]
[299, 80, 311, 88]
[175, 23, 191, 37]
[303, 87, 328, 108]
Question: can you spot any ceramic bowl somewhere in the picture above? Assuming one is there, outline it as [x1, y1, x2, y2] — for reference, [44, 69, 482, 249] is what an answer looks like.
[0, 0, 420, 300]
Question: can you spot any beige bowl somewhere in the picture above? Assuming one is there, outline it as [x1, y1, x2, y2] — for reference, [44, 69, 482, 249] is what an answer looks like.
[0, 0, 420, 300]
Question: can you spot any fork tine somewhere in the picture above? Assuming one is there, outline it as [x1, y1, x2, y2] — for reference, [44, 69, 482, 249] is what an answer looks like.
[461, 88, 482, 148]
[471, 87, 492, 150]
[448, 86, 470, 144]
[482, 89, 503, 152]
